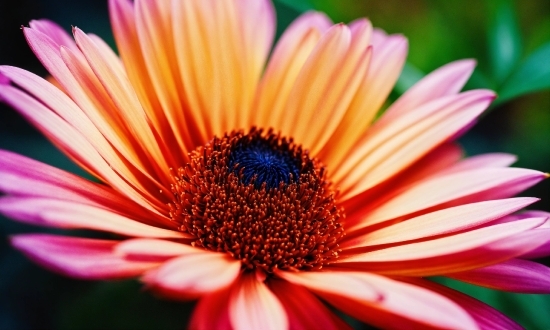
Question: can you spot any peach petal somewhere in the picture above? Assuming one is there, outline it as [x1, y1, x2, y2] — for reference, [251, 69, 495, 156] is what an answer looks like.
[0, 197, 188, 238]
[449, 259, 550, 293]
[343, 197, 538, 249]
[338, 90, 495, 198]
[281, 24, 352, 148]
[109, 0, 184, 167]
[320, 33, 407, 169]
[343, 217, 544, 262]
[73, 28, 170, 179]
[255, 11, 330, 128]
[229, 273, 288, 330]
[11, 234, 159, 279]
[269, 279, 350, 330]
[405, 278, 522, 330]
[289, 23, 372, 154]
[143, 253, 241, 299]
[278, 270, 477, 329]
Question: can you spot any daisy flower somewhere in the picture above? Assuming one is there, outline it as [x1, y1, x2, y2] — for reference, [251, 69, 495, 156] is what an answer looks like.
[1, 0, 549, 329]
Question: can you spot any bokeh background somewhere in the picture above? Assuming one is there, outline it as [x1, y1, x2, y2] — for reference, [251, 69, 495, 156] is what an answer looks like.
[0, 0, 549, 329]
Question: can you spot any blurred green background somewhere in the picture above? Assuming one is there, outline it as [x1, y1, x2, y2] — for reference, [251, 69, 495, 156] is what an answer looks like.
[0, 0, 548, 329]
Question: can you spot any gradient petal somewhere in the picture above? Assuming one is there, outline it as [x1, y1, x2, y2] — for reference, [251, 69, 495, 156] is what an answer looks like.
[0, 197, 187, 238]
[143, 252, 241, 299]
[278, 270, 477, 329]
[229, 273, 288, 330]
[449, 259, 550, 293]
[11, 234, 158, 279]
[269, 279, 350, 330]
[254, 11, 331, 128]
[405, 278, 523, 330]
[343, 197, 538, 249]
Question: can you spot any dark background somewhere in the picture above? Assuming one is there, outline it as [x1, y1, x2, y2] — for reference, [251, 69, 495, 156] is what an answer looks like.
[0, 0, 549, 329]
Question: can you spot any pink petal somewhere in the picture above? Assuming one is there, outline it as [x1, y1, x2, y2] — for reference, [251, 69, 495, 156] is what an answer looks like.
[11, 234, 159, 279]
[229, 273, 288, 330]
[115, 238, 200, 259]
[277, 270, 478, 329]
[449, 259, 550, 293]
[0, 150, 164, 225]
[384, 59, 477, 120]
[353, 167, 545, 227]
[438, 153, 517, 175]
[337, 217, 549, 276]
[405, 278, 522, 330]
[343, 217, 544, 262]
[29, 19, 79, 52]
[143, 252, 241, 300]
[0, 197, 188, 239]
[189, 288, 232, 330]
[0, 76, 163, 214]
[268, 279, 350, 330]
[343, 197, 538, 249]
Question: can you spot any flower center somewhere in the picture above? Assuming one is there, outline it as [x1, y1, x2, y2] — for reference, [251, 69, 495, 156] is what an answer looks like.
[169, 128, 345, 272]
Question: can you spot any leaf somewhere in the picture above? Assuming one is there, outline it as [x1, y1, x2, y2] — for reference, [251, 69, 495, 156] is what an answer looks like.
[497, 41, 550, 104]
[273, 0, 313, 13]
[488, 0, 522, 84]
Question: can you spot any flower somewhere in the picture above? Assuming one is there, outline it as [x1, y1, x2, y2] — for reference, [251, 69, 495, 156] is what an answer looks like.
[0, 0, 549, 329]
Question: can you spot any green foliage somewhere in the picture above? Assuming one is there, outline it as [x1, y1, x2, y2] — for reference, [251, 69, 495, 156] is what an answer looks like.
[497, 41, 550, 104]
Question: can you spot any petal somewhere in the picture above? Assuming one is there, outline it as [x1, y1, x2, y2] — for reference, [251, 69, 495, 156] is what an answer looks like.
[383, 59, 477, 120]
[11, 234, 158, 279]
[405, 278, 523, 330]
[143, 252, 241, 299]
[319, 31, 408, 169]
[449, 259, 550, 293]
[189, 288, 232, 330]
[229, 273, 288, 330]
[277, 270, 477, 329]
[342, 217, 544, 262]
[72, 28, 170, 179]
[351, 167, 545, 228]
[337, 217, 549, 276]
[279, 24, 352, 150]
[268, 279, 350, 330]
[109, 0, 183, 167]
[284, 23, 373, 154]
[115, 238, 200, 259]
[28, 19, 79, 52]
[0, 82, 161, 213]
[337, 90, 496, 199]
[343, 197, 538, 249]
[438, 153, 517, 175]
[0, 150, 163, 225]
[254, 11, 331, 128]
[0, 197, 188, 238]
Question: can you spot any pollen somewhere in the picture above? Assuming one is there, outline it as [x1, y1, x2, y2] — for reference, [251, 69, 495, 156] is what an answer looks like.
[169, 128, 345, 272]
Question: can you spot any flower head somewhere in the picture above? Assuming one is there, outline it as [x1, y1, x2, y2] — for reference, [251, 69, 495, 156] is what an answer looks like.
[1, 0, 549, 329]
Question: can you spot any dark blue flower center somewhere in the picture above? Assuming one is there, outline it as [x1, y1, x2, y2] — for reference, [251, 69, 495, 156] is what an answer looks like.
[228, 137, 301, 189]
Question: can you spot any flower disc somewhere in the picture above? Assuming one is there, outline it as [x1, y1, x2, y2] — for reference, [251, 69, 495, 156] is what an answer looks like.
[169, 128, 345, 272]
